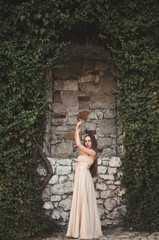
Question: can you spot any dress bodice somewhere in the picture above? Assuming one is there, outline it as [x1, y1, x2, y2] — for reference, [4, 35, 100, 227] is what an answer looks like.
[77, 155, 94, 169]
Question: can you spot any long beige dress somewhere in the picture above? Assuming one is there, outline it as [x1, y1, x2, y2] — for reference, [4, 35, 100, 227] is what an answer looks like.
[66, 155, 103, 239]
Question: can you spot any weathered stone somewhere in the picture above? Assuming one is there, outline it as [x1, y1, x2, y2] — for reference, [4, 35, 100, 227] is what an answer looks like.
[49, 175, 58, 184]
[59, 176, 68, 183]
[98, 204, 105, 217]
[59, 196, 72, 210]
[58, 159, 72, 165]
[114, 188, 125, 197]
[101, 190, 114, 199]
[104, 109, 116, 119]
[68, 116, 78, 125]
[108, 185, 117, 190]
[104, 198, 116, 211]
[78, 74, 95, 82]
[85, 122, 96, 131]
[54, 142, 73, 157]
[61, 91, 78, 107]
[99, 119, 116, 134]
[100, 174, 114, 180]
[51, 181, 73, 194]
[95, 111, 104, 119]
[42, 186, 51, 201]
[95, 75, 100, 83]
[56, 166, 71, 175]
[98, 137, 112, 147]
[54, 80, 78, 91]
[107, 167, 117, 175]
[50, 195, 61, 201]
[67, 110, 79, 116]
[47, 157, 57, 166]
[64, 133, 75, 140]
[43, 201, 53, 210]
[52, 103, 66, 114]
[79, 82, 101, 93]
[109, 157, 121, 167]
[98, 166, 107, 174]
[102, 147, 116, 157]
[96, 182, 107, 191]
[61, 211, 69, 221]
[37, 164, 47, 177]
[51, 209, 61, 220]
[89, 95, 115, 110]
[54, 68, 70, 79]
[87, 112, 98, 120]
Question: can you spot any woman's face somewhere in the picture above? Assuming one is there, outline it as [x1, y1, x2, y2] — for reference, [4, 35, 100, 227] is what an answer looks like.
[84, 136, 92, 149]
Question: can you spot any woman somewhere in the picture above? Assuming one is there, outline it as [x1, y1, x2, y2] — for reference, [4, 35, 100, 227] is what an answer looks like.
[66, 118, 103, 239]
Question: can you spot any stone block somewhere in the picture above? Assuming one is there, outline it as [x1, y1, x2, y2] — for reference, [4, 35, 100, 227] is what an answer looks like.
[78, 74, 96, 82]
[49, 175, 58, 184]
[102, 70, 115, 94]
[96, 182, 107, 191]
[53, 114, 66, 119]
[53, 142, 73, 157]
[100, 174, 114, 180]
[68, 116, 77, 125]
[54, 68, 70, 79]
[61, 91, 78, 107]
[87, 112, 98, 120]
[79, 111, 91, 120]
[78, 96, 90, 101]
[54, 80, 78, 91]
[104, 109, 116, 119]
[56, 166, 71, 175]
[107, 167, 117, 175]
[95, 111, 104, 119]
[64, 133, 75, 140]
[51, 195, 61, 201]
[47, 157, 56, 165]
[58, 159, 72, 165]
[59, 196, 72, 211]
[99, 119, 116, 134]
[52, 103, 66, 114]
[43, 201, 53, 210]
[101, 190, 114, 199]
[104, 198, 116, 211]
[98, 166, 107, 174]
[102, 147, 116, 157]
[59, 176, 68, 183]
[97, 137, 113, 147]
[42, 186, 51, 201]
[85, 122, 96, 131]
[89, 94, 115, 110]
[79, 82, 101, 93]
[51, 181, 73, 194]
[109, 157, 121, 167]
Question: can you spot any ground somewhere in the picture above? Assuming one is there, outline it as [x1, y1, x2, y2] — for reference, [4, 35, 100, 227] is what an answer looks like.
[28, 227, 159, 240]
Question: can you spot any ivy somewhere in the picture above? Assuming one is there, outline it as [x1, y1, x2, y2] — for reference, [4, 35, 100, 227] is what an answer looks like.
[0, 0, 159, 239]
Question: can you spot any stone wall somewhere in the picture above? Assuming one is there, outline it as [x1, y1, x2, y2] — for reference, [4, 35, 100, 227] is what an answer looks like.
[42, 44, 125, 228]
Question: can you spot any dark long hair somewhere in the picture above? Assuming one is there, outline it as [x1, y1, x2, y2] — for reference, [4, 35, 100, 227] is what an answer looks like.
[84, 133, 98, 178]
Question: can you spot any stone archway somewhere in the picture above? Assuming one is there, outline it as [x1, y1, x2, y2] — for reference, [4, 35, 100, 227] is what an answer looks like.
[41, 43, 126, 227]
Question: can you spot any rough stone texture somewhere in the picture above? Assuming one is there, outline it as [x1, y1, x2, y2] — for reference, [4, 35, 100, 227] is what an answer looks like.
[42, 44, 126, 228]
[39, 156, 125, 228]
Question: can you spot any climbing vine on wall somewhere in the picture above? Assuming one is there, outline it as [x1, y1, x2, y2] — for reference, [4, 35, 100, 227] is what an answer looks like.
[0, 0, 158, 239]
